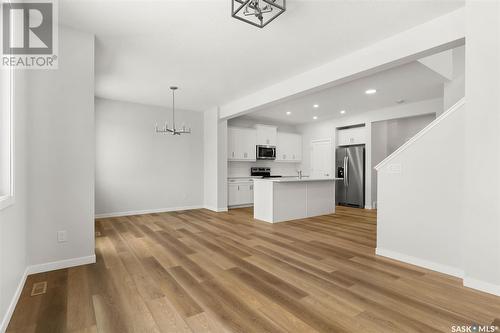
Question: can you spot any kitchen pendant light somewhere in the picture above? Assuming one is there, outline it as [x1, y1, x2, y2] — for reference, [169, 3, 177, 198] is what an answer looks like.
[155, 86, 191, 135]
[231, 0, 286, 28]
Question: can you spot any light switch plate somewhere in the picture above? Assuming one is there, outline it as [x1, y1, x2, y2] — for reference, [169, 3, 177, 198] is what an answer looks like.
[57, 230, 67, 243]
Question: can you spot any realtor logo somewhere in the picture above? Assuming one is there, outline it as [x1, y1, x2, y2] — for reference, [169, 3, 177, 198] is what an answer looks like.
[1, 0, 58, 69]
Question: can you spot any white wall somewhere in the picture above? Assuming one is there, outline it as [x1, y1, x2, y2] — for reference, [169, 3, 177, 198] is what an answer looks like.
[227, 117, 299, 133]
[26, 27, 95, 269]
[297, 98, 441, 208]
[443, 45, 465, 113]
[203, 107, 227, 212]
[95, 98, 204, 216]
[0, 72, 28, 332]
[376, 101, 465, 277]
[372, 114, 436, 204]
[228, 161, 300, 178]
[463, 0, 500, 294]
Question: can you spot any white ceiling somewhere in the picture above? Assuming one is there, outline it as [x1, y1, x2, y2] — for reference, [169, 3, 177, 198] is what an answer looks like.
[241, 60, 446, 124]
[60, 0, 464, 111]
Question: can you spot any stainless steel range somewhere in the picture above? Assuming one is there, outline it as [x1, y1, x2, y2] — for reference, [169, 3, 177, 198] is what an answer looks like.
[250, 167, 282, 178]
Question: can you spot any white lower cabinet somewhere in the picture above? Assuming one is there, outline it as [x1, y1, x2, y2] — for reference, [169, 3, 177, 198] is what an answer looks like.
[228, 180, 254, 207]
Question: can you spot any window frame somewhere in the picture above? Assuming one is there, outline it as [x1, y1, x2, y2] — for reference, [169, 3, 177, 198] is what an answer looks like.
[0, 65, 15, 210]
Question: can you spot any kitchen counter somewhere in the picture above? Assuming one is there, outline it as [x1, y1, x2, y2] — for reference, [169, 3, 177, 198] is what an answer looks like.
[254, 177, 343, 183]
[254, 178, 339, 223]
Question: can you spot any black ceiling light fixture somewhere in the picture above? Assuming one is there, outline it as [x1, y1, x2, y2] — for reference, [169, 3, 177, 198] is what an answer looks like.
[231, 0, 286, 28]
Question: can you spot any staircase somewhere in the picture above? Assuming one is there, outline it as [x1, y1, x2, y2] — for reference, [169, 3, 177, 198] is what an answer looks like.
[374, 98, 465, 278]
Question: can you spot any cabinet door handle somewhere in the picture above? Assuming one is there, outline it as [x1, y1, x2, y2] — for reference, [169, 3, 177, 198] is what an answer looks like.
[250, 185, 253, 190]
[237, 185, 240, 190]
[232, 152, 235, 157]
[244, 152, 247, 158]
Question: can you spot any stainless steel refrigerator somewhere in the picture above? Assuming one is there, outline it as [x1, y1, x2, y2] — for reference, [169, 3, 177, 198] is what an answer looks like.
[336, 145, 365, 208]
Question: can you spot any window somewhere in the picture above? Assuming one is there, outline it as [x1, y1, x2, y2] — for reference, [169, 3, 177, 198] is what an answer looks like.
[0, 66, 14, 210]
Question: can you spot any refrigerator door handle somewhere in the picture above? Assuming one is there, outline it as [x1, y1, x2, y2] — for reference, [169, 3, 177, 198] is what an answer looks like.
[345, 155, 349, 186]
[343, 156, 347, 186]
[345, 156, 349, 186]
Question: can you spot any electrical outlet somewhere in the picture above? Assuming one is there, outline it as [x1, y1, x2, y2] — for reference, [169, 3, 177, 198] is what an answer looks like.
[57, 230, 67, 243]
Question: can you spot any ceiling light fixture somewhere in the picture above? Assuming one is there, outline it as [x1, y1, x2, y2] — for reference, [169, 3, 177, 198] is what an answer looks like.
[365, 89, 377, 95]
[340, 110, 346, 114]
[155, 87, 191, 135]
[231, 0, 286, 28]
[313, 116, 318, 120]
[313, 104, 319, 108]
[286, 111, 291, 115]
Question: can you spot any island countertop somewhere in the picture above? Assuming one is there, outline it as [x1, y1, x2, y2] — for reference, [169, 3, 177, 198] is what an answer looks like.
[253, 177, 343, 183]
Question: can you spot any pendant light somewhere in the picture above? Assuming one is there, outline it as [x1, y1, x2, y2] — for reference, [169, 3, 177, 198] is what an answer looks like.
[155, 86, 191, 135]
[231, 0, 286, 28]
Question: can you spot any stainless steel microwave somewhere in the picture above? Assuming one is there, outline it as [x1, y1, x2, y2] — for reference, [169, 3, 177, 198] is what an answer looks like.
[256, 145, 276, 160]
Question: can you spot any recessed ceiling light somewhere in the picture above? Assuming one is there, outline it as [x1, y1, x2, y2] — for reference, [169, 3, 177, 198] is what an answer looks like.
[365, 89, 377, 95]
[313, 104, 319, 108]
[340, 110, 346, 114]
[396, 99, 405, 104]
[286, 111, 291, 115]
[313, 116, 318, 120]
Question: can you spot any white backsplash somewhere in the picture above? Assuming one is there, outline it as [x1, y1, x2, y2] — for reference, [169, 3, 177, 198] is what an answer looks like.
[228, 161, 301, 178]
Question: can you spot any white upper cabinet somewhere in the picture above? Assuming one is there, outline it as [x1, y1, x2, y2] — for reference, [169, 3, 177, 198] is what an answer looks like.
[255, 125, 277, 146]
[228, 127, 256, 161]
[276, 132, 302, 162]
[337, 126, 366, 146]
[228, 125, 302, 162]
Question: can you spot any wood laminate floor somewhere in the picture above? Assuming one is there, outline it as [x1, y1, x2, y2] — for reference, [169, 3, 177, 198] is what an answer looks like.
[7, 207, 500, 332]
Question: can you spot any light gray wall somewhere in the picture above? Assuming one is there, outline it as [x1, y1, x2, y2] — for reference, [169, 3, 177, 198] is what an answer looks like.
[371, 121, 388, 206]
[27, 27, 95, 266]
[372, 113, 436, 205]
[96, 98, 204, 216]
[0, 72, 28, 331]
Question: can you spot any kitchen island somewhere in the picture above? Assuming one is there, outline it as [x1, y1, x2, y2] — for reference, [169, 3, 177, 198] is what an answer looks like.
[253, 177, 341, 223]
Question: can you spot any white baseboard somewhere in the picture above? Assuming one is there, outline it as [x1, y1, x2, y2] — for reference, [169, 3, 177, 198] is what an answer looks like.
[464, 277, 500, 296]
[376, 248, 464, 278]
[0, 267, 28, 333]
[27, 255, 96, 275]
[1, 255, 97, 332]
[95, 205, 204, 219]
[228, 204, 253, 209]
[203, 205, 228, 212]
